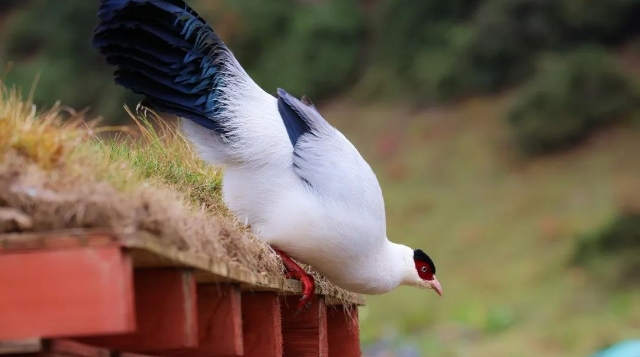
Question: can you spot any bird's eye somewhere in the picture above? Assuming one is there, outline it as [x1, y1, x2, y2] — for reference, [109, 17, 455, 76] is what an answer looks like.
[421, 267, 428, 273]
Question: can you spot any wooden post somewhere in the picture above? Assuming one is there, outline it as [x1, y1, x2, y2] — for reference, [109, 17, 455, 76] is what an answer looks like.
[0, 247, 135, 340]
[327, 305, 361, 357]
[281, 296, 328, 357]
[79, 268, 198, 352]
[241, 292, 283, 357]
[163, 284, 243, 357]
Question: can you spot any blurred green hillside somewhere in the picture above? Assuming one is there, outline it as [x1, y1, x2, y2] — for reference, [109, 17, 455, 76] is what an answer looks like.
[1, 1, 640, 356]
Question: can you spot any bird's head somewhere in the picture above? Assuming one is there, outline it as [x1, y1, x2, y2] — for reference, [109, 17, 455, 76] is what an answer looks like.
[408, 249, 442, 296]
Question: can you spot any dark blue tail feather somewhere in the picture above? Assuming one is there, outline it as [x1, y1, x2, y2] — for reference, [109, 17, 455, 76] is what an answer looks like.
[96, 0, 323, 148]
[93, 0, 231, 133]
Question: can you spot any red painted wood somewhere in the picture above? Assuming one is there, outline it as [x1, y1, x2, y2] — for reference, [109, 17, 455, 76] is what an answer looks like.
[241, 292, 283, 357]
[327, 306, 361, 357]
[164, 284, 243, 357]
[4, 339, 111, 357]
[281, 296, 328, 357]
[0, 247, 135, 340]
[79, 268, 198, 352]
[46, 340, 111, 357]
[118, 353, 160, 357]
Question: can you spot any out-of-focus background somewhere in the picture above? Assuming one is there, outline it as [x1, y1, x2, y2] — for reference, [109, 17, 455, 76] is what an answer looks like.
[1, 1, 639, 356]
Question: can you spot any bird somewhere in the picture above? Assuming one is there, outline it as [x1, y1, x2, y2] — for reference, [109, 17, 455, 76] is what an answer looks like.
[92, 0, 442, 312]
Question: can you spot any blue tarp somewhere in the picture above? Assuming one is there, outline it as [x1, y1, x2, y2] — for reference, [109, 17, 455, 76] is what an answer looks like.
[591, 340, 640, 357]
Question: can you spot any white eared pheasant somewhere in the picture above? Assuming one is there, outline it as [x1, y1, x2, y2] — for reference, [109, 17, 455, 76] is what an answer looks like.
[93, 0, 442, 311]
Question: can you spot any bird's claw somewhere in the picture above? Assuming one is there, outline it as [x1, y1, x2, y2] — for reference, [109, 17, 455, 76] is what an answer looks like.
[293, 295, 313, 316]
[272, 247, 316, 316]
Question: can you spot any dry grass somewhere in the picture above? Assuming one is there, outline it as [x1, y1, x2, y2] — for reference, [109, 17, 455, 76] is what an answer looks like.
[0, 81, 352, 301]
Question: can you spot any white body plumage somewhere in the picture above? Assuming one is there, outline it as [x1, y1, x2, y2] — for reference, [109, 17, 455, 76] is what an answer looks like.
[179, 57, 416, 294]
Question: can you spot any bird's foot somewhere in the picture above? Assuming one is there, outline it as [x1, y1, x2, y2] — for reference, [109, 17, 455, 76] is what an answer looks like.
[273, 247, 316, 314]
[294, 272, 315, 315]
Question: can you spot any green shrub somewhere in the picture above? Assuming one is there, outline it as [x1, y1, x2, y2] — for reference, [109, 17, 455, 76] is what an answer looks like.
[0, 0, 140, 123]
[0, 0, 21, 11]
[224, 0, 364, 99]
[408, 25, 475, 103]
[506, 47, 638, 154]
[573, 213, 640, 285]
[374, 0, 477, 68]
[561, 0, 640, 44]
[218, 0, 294, 70]
[464, 0, 564, 91]
[356, 0, 478, 102]
[575, 214, 640, 264]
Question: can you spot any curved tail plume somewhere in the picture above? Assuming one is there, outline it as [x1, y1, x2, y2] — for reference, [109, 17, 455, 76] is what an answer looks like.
[93, 0, 245, 135]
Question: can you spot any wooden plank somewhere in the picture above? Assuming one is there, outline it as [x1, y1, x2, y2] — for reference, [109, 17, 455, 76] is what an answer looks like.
[327, 306, 361, 357]
[117, 353, 158, 357]
[281, 296, 328, 357]
[79, 268, 197, 352]
[0, 232, 120, 251]
[125, 236, 364, 306]
[3, 339, 111, 357]
[46, 340, 111, 357]
[241, 292, 283, 357]
[163, 283, 243, 357]
[0, 339, 42, 354]
[0, 230, 366, 306]
[0, 247, 135, 340]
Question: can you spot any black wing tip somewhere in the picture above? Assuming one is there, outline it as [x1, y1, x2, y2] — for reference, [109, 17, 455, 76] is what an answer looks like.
[413, 249, 436, 274]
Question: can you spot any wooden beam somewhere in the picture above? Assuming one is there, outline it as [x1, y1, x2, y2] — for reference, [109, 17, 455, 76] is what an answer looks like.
[3, 339, 111, 357]
[241, 292, 283, 357]
[0, 230, 367, 307]
[281, 296, 328, 357]
[116, 352, 158, 357]
[45, 340, 111, 357]
[79, 268, 197, 352]
[327, 306, 361, 357]
[164, 284, 243, 357]
[0, 247, 135, 340]
[0, 339, 42, 355]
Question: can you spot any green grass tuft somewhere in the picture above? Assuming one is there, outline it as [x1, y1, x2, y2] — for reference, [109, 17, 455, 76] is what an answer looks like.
[95, 107, 225, 213]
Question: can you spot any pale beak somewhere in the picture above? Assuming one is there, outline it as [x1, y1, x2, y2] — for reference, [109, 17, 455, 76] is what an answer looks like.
[428, 276, 443, 296]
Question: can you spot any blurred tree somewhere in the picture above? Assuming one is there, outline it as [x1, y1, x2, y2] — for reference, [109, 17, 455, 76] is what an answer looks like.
[507, 46, 639, 155]
[464, 0, 564, 91]
[561, 0, 640, 44]
[225, 0, 364, 99]
[575, 213, 640, 263]
[574, 212, 640, 284]
[0, 0, 141, 123]
[0, 0, 20, 11]
[355, 0, 479, 102]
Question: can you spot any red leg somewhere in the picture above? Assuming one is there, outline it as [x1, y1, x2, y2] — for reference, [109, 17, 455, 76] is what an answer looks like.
[272, 247, 316, 313]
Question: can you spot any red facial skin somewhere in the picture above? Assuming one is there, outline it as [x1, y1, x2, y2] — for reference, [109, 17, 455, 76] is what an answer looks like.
[414, 259, 442, 296]
[415, 260, 434, 281]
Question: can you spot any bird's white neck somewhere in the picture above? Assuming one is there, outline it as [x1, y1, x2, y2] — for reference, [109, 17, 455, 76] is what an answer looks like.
[386, 241, 422, 287]
[346, 240, 419, 295]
